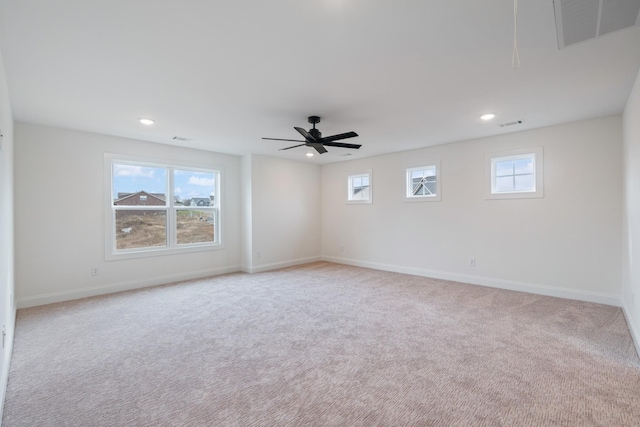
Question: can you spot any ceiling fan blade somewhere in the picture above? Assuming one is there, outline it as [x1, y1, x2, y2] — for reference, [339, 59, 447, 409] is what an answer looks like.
[262, 137, 306, 143]
[320, 131, 358, 143]
[294, 126, 317, 142]
[278, 144, 307, 151]
[323, 142, 362, 149]
[309, 143, 328, 154]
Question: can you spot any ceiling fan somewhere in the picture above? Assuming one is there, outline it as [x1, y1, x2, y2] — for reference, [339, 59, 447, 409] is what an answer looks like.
[262, 116, 361, 154]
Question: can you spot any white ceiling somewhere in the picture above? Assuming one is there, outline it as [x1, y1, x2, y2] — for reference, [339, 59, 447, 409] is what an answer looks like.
[1, 0, 639, 164]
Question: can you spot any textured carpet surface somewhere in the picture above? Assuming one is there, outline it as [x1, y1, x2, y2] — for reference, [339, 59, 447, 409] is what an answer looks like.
[3, 262, 640, 426]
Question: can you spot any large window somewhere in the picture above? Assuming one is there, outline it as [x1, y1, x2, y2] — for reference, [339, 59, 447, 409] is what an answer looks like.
[405, 161, 441, 202]
[105, 155, 221, 259]
[486, 147, 543, 199]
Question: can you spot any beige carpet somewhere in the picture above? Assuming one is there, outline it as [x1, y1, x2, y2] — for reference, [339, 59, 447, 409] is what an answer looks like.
[3, 262, 640, 426]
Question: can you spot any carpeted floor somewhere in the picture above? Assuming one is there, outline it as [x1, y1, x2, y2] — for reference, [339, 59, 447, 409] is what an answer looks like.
[3, 262, 640, 426]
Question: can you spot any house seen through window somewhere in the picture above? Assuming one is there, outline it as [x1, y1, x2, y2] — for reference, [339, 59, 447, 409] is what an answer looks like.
[407, 166, 437, 198]
[404, 161, 441, 202]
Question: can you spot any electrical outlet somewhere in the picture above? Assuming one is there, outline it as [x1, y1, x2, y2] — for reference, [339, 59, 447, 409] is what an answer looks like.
[2, 325, 5, 349]
[91, 267, 99, 276]
[340, 245, 345, 252]
[257, 251, 261, 259]
[469, 258, 476, 267]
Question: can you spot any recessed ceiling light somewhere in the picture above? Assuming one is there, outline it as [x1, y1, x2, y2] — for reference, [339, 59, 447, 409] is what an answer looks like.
[306, 152, 314, 157]
[139, 118, 155, 125]
[480, 113, 496, 121]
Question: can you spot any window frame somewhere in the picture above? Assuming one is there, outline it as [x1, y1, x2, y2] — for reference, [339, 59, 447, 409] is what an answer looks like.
[104, 153, 224, 261]
[347, 170, 372, 204]
[404, 161, 441, 202]
[485, 147, 543, 200]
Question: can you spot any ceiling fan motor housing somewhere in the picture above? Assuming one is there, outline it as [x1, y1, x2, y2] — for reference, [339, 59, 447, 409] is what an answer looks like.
[309, 128, 322, 139]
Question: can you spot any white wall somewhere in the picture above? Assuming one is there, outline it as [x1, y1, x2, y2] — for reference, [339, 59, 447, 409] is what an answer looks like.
[246, 155, 321, 272]
[240, 155, 253, 270]
[322, 117, 623, 305]
[14, 123, 242, 307]
[0, 43, 15, 424]
[622, 67, 640, 353]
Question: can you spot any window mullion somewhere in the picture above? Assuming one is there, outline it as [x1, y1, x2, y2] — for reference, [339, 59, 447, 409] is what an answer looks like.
[168, 166, 175, 248]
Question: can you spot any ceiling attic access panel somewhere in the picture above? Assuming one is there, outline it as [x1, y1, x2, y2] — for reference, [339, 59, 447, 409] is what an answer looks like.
[554, 0, 640, 48]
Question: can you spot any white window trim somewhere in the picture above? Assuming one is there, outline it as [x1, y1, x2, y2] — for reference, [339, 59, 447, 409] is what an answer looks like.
[485, 147, 543, 200]
[347, 169, 373, 204]
[104, 153, 225, 261]
[404, 161, 441, 202]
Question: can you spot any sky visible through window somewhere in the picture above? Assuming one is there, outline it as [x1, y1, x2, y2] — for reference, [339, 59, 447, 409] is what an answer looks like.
[113, 164, 215, 201]
[352, 176, 369, 189]
[494, 157, 534, 192]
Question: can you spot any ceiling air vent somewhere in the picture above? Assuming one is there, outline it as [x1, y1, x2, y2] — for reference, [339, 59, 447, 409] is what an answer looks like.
[500, 120, 524, 128]
[172, 136, 191, 142]
[553, 0, 640, 49]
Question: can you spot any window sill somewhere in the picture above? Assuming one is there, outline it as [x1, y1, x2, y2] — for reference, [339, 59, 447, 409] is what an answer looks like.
[106, 242, 225, 261]
[403, 195, 441, 203]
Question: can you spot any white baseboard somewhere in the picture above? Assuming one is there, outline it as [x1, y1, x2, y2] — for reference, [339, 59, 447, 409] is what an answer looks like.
[16, 265, 241, 309]
[322, 256, 621, 307]
[243, 256, 322, 274]
[17, 256, 318, 308]
[0, 306, 16, 426]
[622, 301, 640, 359]
[16, 256, 622, 309]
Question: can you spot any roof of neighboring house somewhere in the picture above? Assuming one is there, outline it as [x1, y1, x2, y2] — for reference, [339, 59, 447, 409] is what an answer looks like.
[114, 191, 166, 205]
[117, 191, 166, 200]
[190, 197, 211, 205]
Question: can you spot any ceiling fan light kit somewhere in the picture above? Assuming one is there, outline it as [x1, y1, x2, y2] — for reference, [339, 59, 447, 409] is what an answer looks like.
[262, 116, 361, 154]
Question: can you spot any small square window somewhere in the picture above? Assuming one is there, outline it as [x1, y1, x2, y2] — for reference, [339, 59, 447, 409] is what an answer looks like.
[486, 147, 543, 199]
[347, 170, 372, 204]
[405, 161, 441, 202]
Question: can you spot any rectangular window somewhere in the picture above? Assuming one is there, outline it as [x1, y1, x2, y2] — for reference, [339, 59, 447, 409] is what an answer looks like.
[105, 155, 222, 260]
[486, 147, 543, 199]
[347, 170, 372, 204]
[405, 161, 441, 202]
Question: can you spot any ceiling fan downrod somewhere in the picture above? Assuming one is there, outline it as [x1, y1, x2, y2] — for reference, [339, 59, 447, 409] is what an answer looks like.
[308, 116, 322, 139]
